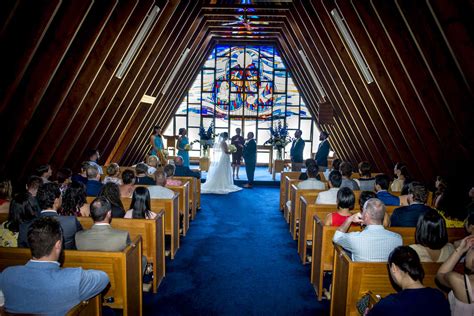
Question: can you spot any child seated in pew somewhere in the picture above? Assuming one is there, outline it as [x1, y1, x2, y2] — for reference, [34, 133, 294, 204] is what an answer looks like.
[124, 187, 158, 219]
[163, 164, 182, 186]
[409, 210, 455, 262]
[325, 187, 355, 226]
[367, 246, 450, 316]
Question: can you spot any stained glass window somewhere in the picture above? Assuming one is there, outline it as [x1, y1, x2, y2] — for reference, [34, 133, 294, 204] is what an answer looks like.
[166, 44, 320, 163]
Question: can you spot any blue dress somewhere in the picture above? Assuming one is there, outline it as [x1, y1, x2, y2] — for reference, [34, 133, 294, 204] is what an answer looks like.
[177, 136, 190, 167]
[151, 135, 164, 155]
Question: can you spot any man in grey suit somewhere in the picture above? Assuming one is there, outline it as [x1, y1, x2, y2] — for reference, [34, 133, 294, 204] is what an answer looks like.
[76, 197, 130, 251]
[0, 217, 109, 315]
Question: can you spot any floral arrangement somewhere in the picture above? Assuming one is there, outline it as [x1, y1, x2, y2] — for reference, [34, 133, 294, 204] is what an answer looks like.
[228, 144, 237, 153]
[264, 121, 291, 150]
[191, 122, 216, 156]
[184, 144, 191, 151]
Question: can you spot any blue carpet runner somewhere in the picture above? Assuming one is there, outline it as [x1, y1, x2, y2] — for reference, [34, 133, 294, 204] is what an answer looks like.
[143, 187, 328, 315]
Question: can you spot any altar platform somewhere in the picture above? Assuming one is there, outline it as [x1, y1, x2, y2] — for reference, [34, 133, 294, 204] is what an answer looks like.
[198, 165, 284, 187]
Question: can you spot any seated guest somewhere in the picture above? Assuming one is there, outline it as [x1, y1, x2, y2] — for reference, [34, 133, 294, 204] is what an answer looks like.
[0, 217, 109, 315]
[146, 155, 159, 176]
[409, 210, 454, 262]
[124, 187, 157, 219]
[120, 169, 135, 197]
[324, 158, 341, 181]
[71, 161, 90, 185]
[60, 182, 90, 217]
[298, 164, 326, 190]
[148, 171, 175, 199]
[85, 165, 103, 197]
[436, 235, 474, 315]
[375, 174, 400, 206]
[333, 198, 402, 261]
[87, 148, 103, 175]
[316, 170, 342, 204]
[56, 167, 72, 193]
[19, 183, 82, 249]
[76, 197, 130, 251]
[174, 156, 201, 179]
[368, 246, 450, 316]
[163, 164, 182, 186]
[355, 161, 376, 191]
[325, 187, 355, 226]
[103, 163, 122, 185]
[391, 182, 433, 227]
[35, 164, 52, 183]
[433, 175, 448, 209]
[360, 190, 390, 227]
[98, 183, 125, 218]
[339, 162, 360, 190]
[0, 178, 12, 214]
[0, 193, 37, 247]
[391, 162, 410, 192]
[135, 163, 155, 185]
[26, 175, 43, 215]
[299, 158, 317, 181]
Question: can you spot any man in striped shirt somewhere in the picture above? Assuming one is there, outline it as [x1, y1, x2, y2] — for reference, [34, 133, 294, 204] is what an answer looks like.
[333, 198, 402, 262]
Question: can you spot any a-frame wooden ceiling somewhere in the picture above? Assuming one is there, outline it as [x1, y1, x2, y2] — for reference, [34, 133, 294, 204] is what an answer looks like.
[0, 0, 473, 187]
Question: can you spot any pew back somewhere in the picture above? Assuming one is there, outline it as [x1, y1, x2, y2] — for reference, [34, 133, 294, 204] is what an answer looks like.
[78, 213, 165, 293]
[280, 172, 301, 211]
[172, 176, 199, 219]
[167, 182, 190, 236]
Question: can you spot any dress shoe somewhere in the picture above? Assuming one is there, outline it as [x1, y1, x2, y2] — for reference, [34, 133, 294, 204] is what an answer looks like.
[243, 184, 252, 188]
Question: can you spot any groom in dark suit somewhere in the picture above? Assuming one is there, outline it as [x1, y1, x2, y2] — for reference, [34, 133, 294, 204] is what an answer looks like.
[315, 131, 330, 171]
[243, 132, 257, 188]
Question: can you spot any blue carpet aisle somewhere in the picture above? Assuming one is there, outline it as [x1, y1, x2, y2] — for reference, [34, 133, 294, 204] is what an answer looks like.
[143, 187, 328, 315]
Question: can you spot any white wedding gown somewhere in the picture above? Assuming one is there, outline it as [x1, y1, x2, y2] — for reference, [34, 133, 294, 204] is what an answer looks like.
[201, 139, 242, 194]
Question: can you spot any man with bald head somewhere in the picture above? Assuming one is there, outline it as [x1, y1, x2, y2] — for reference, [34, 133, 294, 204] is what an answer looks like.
[333, 198, 402, 261]
[147, 170, 175, 199]
[174, 155, 201, 179]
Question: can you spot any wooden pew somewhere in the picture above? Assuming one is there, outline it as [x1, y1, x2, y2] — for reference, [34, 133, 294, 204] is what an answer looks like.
[0, 237, 143, 316]
[311, 219, 466, 301]
[167, 182, 190, 236]
[78, 213, 165, 293]
[330, 244, 462, 316]
[280, 172, 301, 211]
[298, 199, 398, 265]
[173, 176, 200, 220]
[289, 187, 322, 240]
[121, 195, 179, 259]
[284, 178, 301, 223]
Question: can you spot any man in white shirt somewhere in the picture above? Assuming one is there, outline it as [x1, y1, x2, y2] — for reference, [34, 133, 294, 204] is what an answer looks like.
[298, 164, 326, 190]
[148, 171, 175, 199]
[315, 170, 342, 204]
[333, 198, 402, 261]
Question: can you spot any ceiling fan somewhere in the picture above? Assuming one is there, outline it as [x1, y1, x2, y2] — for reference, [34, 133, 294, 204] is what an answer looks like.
[222, 8, 269, 31]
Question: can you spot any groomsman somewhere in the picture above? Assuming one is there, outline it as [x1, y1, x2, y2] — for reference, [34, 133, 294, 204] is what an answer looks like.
[243, 132, 257, 188]
[290, 130, 305, 171]
[315, 131, 330, 171]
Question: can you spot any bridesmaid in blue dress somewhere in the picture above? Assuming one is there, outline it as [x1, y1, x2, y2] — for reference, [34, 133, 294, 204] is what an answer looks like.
[150, 125, 164, 155]
[177, 128, 190, 167]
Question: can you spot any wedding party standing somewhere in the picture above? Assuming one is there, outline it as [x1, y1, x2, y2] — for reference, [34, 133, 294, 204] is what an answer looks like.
[150, 125, 166, 166]
[231, 128, 245, 179]
[243, 132, 257, 188]
[290, 129, 305, 171]
[201, 132, 242, 194]
[315, 131, 330, 171]
[176, 128, 190, 167]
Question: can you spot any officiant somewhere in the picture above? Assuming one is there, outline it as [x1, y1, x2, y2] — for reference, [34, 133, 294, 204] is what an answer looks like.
[243, 132, 257, 188]
[231, 128, 245, 179]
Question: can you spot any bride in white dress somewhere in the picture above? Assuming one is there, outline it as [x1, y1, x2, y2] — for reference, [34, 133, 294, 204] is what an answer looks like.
[201, 132, 242, 194]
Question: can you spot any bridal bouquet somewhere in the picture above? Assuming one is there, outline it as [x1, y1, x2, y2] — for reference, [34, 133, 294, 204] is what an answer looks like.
[228, 144, 237, 153]
[264, 121, 291, 159]
[184, 144, 191, 151]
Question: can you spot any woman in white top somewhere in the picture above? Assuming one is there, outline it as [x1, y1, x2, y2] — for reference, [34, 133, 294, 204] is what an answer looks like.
[124, 187, 157, 219]
[410, 209, 454, 262]
[391, 162, 409, 192]
[436, 235, 474, 315]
